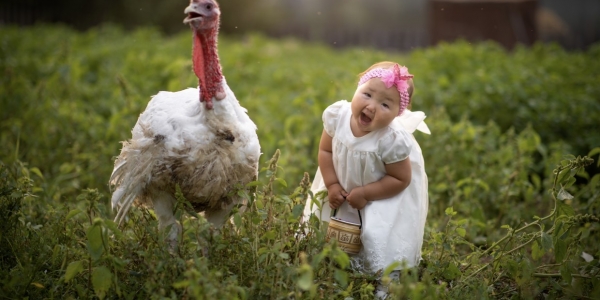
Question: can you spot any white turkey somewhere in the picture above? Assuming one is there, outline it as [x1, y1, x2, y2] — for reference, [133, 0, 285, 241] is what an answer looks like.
[109, 0, 261, 249]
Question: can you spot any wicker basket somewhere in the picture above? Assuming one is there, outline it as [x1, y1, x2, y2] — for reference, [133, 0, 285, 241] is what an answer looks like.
[326, 216, 362, 255]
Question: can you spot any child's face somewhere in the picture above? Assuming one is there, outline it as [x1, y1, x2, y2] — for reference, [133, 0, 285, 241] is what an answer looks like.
[350, 77, 401, 137]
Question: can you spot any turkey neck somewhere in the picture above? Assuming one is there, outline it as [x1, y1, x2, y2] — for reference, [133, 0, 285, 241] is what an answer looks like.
[193, 28, 223, 108]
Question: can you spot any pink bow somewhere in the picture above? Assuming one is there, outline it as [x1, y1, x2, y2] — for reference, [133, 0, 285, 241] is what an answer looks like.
[358, 64, 414, 115]
[380, 64, 412, 92]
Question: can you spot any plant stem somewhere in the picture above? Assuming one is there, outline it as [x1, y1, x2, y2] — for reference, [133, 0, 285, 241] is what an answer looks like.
[536, 263, 562, 269]
[437, 215, 453, 262]
[491, 229, 514, 272]
[494, 287, 517, 296]
[494, 171, 518, 229]
[504, 233, 538, 256]
[533, 273, 596, 279]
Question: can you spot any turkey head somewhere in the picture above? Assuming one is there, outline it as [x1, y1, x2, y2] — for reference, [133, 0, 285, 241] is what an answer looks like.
[184, 0, 225, 109]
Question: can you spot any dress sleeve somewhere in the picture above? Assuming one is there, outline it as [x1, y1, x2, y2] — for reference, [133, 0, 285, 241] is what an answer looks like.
[322, 101, 346, 137]
[379, 128, 413, 164]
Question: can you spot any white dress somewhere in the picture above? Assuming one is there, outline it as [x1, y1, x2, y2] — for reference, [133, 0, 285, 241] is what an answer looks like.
[303, 100, 430, 273]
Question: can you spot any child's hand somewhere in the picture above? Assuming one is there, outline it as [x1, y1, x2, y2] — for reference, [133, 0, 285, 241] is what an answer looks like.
[346, 187, 368, 210]
[327, 183, 347, 209]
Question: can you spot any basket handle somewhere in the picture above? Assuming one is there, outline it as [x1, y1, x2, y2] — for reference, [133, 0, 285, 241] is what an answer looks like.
[332, 206, 363, 229]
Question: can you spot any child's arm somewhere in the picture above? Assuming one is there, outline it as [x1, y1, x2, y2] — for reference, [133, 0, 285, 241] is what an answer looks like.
[318, 130, 348, 209]
[346, 158, 411, 209]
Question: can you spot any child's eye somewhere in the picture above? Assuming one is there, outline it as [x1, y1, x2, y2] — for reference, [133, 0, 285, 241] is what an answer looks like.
[364, 93, 371, 98]
[382, 103, 389, 108]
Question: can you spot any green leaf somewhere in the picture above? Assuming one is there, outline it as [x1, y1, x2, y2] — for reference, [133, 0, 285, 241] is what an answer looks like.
[456, 178, 472, 189]
[172, 280, 190, 289]
[233, 213, 242, 228]
[455, 227, 466, 237]
[297, 267, 313, 291]
[245, 180, 263, 187]
[587, 147, 600, 161]
[237, 190, 249, 199]
[553, 221, 564, 241]
[474, 179, 490, 191]
[334, 269, 348, 288]
[255, 199, 264, 210]
[442, 262, 462, 280]
[314, 191, 327, 205]
[92, 266, 112, 300]
[564, 176, 577, 189]
[541, 232, 553, 251]
[505, 258, 519, 277]
[102, 219, 122, 239]
[261, 230, 276, 240]
[434, 183, 448, 192]
[556, 200, 575, 217]
[64, 260, 84, 282]
[455, 219, 468, 226]
[559, 263, 572, 283]
[518, 258, 533, 281]
[31, 282, 44, 289]
[87, 224, 104, 261]
[531, 241, 544, 260]
[274, 178, 287, 187]
[333, 248, 350, 269]
[556, 168, 571, 184]
[310, 252, 326, 269]
[554, 239, 567, 262]
[382, 261, 401, 277]
[588, 147, 600, 157]
[257, 247, 268, 256]
[531, 173, 542, 189]
[291, 204, 304, 219]
[445, 207, 457, 216]
[29, 167, 44, 179]
[66, 209, 82, 220]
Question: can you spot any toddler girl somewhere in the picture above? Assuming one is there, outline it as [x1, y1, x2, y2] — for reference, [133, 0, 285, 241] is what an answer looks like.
[303, 61, 430, 278]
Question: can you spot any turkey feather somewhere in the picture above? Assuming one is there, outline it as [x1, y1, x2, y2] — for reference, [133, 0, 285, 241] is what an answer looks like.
[110, 79, 260, 224]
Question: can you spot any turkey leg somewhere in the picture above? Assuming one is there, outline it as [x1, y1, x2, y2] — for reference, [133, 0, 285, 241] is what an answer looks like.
[152, 191, 182, 253]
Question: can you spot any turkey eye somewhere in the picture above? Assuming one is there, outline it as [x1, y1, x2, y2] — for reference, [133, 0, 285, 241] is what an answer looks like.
[206, 4, 212, 10]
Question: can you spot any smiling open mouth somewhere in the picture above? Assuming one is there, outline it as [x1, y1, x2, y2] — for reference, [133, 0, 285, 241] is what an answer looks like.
[360, 113, 372, 124]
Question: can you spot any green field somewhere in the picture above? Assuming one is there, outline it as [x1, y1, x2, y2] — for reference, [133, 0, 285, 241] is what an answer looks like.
[1, 25, 599, 299]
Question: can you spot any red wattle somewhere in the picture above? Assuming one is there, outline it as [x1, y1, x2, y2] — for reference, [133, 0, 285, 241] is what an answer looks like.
[192, 29, 222, 109]
[193, 34, 208, 104]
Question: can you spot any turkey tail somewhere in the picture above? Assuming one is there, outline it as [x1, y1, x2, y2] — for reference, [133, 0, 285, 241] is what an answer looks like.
[109, 137, 160, 225]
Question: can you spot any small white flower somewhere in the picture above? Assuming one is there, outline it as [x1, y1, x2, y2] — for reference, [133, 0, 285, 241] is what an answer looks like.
[581, 251, 594, 262]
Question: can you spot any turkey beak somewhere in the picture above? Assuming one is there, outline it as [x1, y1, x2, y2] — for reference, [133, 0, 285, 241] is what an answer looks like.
[183, 5, 202, 25]
[183, 1, 220, 29]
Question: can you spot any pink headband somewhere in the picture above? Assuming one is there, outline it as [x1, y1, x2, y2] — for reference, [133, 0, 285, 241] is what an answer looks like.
[358, 64, 413, 115]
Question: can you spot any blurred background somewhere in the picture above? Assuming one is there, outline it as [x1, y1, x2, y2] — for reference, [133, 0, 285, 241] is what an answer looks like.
[1, 0, 599, 51]
[2, 1, 600, 298]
